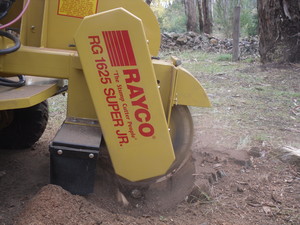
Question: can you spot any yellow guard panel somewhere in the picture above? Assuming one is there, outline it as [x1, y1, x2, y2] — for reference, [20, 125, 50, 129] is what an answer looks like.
[42, 0, 160, 56]
[74, 8, 175, 181]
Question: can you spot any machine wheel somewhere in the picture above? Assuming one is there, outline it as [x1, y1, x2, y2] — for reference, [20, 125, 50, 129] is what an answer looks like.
[116, 105, 195, 209]
[0, 101, 49, 149]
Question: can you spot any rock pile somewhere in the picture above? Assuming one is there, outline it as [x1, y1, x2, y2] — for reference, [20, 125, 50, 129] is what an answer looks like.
[161, 31, 259, 58]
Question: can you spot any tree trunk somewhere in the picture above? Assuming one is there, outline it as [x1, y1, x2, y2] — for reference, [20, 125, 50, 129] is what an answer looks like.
[184, 0, 198, 32]
[197, 0, 204, 33]
[145, 0, 152, 5]
[232, 6, 241, 61]
[202, 0, 212, 34]
[258, 0, 300, 63]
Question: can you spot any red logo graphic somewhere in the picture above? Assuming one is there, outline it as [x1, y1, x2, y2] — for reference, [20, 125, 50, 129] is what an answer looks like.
[102, 30, 137, 67]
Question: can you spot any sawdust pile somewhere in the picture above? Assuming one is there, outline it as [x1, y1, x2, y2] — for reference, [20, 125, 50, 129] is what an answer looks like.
[16, 184, 151, 225]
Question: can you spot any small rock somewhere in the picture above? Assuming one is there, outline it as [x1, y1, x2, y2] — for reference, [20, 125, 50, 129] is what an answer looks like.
[216, 170, 226, 178]
[262, 206, 272, 215]
[210, 38, 218, 45]
[255, 87, 264, 91]
[131, 189, 142, 199]
[280, 146, 300, 165]
[213, 163, 222, 168]
[271, 191, 283, 204]
[249, 147, 263, 157]
[211, 172, 218, 182]
[186, 185, 211, 203]
[237, 186, 244, 193]
[176, 36, 188, 45]
[244, 159, 253, 169]
[116, 189, 129, 207]
[215, 73, 226, 76]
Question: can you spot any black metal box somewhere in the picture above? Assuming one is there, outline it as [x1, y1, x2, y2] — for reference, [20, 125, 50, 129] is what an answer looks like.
[49, 121, 102, 195]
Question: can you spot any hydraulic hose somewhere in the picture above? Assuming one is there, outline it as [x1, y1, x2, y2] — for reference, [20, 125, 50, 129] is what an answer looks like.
[0, 0, 30, 30]
[0, 1, 29, 87]
[0, 29, 20, 55]
[0, 0, 15, 20]
[0, 75, 26, 87]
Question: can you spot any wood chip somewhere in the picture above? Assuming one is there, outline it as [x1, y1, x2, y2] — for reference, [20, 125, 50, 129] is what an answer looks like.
[262, 206, 272, 215]
[236, 181, 248, 185]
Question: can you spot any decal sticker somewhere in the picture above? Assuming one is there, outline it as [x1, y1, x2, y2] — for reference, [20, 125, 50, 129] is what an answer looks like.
[87, 31, 155, 147]
[102, 31, 137, 67]
[58, 0, 98, 18]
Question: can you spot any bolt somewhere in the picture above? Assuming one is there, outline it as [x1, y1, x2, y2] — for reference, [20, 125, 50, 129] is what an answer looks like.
[30, 26, 36, 33]
[131, 189, 142, 199]
[89, 154, 94, 159]
[57, 150, 63, 155]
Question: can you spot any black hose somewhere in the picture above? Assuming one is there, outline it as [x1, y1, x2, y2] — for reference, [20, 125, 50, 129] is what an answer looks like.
[0, 0, 15, 20]
[0, 75, 25, 87]
[0, 30, 20, 55]
[55, 85, 68, 95]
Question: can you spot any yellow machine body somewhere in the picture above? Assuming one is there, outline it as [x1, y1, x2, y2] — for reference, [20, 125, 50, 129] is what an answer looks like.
[19, 0, 161, 56]
[0, 0, 210, 182]
[74, 8, 175, 181]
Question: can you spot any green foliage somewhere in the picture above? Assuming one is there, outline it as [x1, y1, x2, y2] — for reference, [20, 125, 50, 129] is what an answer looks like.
[240, 1, 258, 36]
[214, 0, 258, 37]
[151, 0, 257, 36]
[151, 0, 186, 33]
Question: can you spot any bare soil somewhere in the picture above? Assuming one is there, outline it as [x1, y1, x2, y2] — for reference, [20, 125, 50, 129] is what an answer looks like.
[0, 60, 299, 225]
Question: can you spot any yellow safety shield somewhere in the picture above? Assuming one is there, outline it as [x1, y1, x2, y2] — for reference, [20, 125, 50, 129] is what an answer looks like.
[74, 8, 175, 181]
[37, 0, 160, 56]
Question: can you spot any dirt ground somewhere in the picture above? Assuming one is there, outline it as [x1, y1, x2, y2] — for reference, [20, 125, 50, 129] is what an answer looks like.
[0, 57, 299, 225]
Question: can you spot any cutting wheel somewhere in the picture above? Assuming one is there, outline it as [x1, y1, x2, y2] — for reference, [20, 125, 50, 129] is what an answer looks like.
[116, 105, 195, 210]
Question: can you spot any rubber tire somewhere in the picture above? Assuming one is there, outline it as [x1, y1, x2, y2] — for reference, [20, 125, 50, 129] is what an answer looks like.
[0, 101, 49, 149]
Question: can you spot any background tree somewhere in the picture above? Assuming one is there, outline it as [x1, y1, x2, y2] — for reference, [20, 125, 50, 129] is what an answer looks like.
[183, 0, 198, 32]
[196, 0, 204, 32]
[152, 0, 187, 33]
[150, 0, 257, 38]
[202, 0, 212, 34]
[214, 0, 257, 37]
[258, 0, 300, 63]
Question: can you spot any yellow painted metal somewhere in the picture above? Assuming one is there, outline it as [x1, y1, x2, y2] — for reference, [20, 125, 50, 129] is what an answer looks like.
[153, 61, 211, 109]
[176, 67, 211, 107]
[0, 46, 210, 117]
[66, 67, 97, 120]
[74, 8, 175, 181]
[0, 81, 58, 110]
[98, 0, 161, 56]
[39, 0, 160, 56]
[0, 46, 74, 78]
[20, 0, 45, 47]
[0, 45, 97, 118]
[153, 60, 174, 114]
[0, 0, 211, 182]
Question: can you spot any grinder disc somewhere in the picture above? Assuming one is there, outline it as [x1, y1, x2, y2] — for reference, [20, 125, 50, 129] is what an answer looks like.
[116, 105, 195, 210]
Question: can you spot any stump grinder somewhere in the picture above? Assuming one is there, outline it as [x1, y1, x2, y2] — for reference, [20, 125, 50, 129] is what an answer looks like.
[0, 0, 210, 209]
